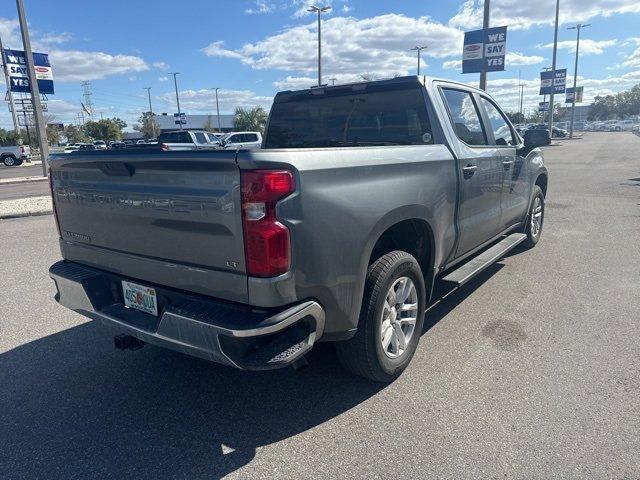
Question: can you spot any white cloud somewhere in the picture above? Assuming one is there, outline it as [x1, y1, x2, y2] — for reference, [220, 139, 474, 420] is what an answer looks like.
[442, 59, 463, 70]
[245, 0, 274, 14]
[202, 40, 250, 61]
[48, 50, 149, 82]
[158, 88, 273, 113]
[538, 39, 617, 55]
[204, 14, 463, 80]
[449, 0, 640, 30]
[158, 76, 169, 82]
[152, 61, 170, 70]
[0, 16, 150, 82]
[506, 51, 545, 65]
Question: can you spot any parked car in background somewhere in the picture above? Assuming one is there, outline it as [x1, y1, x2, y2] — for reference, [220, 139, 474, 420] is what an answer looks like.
[527, 124, 552, 144]
[48, 76, 549, 382]
[93, 140, 107, 150]
[218, 131, 263, 150]
[158, 130, 218, 151]
[63, 143, 81, 153]
[109, 141, 126, 149]
[0, 144, 30, 166]
[78, 144, 96, 151]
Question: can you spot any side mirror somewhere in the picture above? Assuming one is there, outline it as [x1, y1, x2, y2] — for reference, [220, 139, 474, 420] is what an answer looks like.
[523, 129, 550, 149]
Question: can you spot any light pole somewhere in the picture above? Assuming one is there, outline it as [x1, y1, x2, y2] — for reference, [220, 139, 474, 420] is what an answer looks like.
[410, 45, 428, 75]
[547, 0, 560, 135]
[16, 0, 49, 177]
[169, 72, 182, 130]
[212, 87, 221, 132]
[479, 0, 490, 91]
[567, 23, 589, 139]
[307, 5, 331, 87]
[143, 87, 153, 115]
[329, 77, 337, 86]
[542, 66, 552, 121]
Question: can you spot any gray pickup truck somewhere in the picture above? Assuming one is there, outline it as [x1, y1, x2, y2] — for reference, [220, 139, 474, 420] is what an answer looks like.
[48, 76, 548, 382]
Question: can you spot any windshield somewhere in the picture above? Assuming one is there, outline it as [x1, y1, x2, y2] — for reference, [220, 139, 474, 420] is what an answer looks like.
[264, 87, 433, 149]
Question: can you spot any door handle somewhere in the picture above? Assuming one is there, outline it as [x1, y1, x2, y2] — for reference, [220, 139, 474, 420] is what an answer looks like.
[462, 164, 477, 178]
[502, 160, 514, 169]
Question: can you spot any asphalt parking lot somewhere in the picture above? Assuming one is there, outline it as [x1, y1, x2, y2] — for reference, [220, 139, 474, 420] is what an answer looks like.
[1, 132, 639, 479]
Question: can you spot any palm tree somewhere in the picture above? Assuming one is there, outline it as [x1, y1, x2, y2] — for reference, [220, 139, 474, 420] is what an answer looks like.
[233, 106, 268, 132]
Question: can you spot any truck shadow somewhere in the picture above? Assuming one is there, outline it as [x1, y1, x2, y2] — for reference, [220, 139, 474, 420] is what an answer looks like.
[1, 265, 502, 480]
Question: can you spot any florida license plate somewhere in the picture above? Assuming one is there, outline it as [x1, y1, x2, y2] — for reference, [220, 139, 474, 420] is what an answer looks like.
[122, 280, 158, 316]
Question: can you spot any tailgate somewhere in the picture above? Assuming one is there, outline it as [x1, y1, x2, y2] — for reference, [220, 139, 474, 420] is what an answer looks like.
[49, 150, 248, 303]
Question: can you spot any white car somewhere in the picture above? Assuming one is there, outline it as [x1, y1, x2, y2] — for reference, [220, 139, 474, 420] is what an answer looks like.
[93, 140, 107, 150]
[158, 130, 219, 151]
[218, 131, 263, 150]
[63, 143, 82, 153]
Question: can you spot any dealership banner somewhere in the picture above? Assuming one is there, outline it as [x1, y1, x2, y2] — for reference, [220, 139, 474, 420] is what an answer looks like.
[2, 48, 54, 95]
[462, 26, 507, 74]
[538, 101, 550, 112]
[565, 86, 583, 103]
[539, 69, 566, 95]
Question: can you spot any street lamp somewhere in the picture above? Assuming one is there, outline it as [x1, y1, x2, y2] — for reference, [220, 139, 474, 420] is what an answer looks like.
[169, 72, 182, 130]
[567, 23, 590, 139]
[410, 45, 428, 75]
[211, 87, 221, 133]
[307, 5, 331, 87]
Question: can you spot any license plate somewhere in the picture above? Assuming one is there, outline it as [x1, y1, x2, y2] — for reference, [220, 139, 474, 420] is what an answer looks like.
[122, 280, 158, 316]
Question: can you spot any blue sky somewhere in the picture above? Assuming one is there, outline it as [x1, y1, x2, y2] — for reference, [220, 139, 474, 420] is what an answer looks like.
[1, 0, 639, 130]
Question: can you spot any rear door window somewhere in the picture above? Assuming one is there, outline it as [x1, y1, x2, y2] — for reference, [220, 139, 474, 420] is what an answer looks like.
[245, 134, 259, 142]
[265, 87, 433, 148]
[226, 135, 240, 144]
[478, 97, 517, 146]
[441, 88, 487, 146]
[194, 132, 207, 144]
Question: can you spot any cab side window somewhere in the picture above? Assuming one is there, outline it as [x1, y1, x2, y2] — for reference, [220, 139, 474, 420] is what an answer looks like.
[442, 88, 487, 146]
[479, 97, 517, 146]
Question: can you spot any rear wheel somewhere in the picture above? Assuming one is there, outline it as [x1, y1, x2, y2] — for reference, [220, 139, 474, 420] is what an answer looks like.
[523, 185, 545, 248]
[2, 155, 17, 167]
[336, 251, 426, 382]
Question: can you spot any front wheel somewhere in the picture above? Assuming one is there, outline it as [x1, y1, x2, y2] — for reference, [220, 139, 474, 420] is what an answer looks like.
[2, 155, 17, 167]
[336, 251, 426, 382]
[523, 185, 545, 248]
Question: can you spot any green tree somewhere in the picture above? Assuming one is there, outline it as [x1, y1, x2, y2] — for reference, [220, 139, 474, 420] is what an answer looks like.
[233, 106, 268, 132]
[83, 117, 126, 141]
[134, 112, 160, 140]
[63, 124, 90, 144]
[506, 111, 525, 124]
[0, 128, 24, 146]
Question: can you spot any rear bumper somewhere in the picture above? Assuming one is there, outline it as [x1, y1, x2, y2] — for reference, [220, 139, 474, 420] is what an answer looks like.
[49, 260, 325, 370]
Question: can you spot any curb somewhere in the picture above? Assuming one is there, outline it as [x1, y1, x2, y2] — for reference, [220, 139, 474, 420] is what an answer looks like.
[0, 209, 53, 220]
[0, 176, 48, 185]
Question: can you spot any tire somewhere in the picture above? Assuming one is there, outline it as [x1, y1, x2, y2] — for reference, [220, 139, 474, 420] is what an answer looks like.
[523, 185, 545, 248]
[2, 155, 17, 167]
[336, 251, 426, 382]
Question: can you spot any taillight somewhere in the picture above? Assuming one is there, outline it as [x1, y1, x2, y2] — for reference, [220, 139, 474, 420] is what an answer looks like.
[48, 169, 61, 236]
[161, 143, 169, 151]
[241, 170, 295, 277]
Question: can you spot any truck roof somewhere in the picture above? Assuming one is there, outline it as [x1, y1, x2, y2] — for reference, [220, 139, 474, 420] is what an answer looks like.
[273, 75, 485, 104]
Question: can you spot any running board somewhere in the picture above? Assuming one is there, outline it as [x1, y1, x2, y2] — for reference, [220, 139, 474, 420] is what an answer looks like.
[442, 233, 526, 286]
